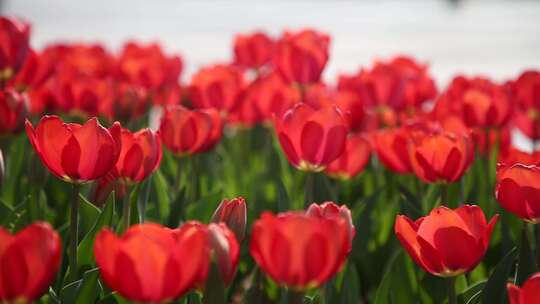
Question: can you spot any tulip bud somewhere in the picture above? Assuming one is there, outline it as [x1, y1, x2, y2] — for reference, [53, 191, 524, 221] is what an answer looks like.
[0, 148, 4, 184]
[211, 197, 247, 241]
[208, 223, 239, 284]
[306, 201, 355, 252]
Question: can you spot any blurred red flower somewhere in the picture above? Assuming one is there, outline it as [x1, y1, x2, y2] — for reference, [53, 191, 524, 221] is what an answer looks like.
[305, 201, 356, 251]
[0, 88, 28, 136]
[495, 164, 540, 223]
[325, 133, 371, 179]
[374, 127, 412, 174]
[233, 31, 274, 70]
[211, 197, 247, 242]
[0, 16, 31, 82]
[510, 70, 540, 139]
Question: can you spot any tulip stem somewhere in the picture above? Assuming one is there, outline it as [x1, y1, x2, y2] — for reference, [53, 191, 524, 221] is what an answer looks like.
[440, 183, 449, 206]
[287, 289, 304, 304]
[122, 187, 132, 232]
[304, 172, 315, 208]
[68, 183, 81, 281]
[447, 276, 457, 304]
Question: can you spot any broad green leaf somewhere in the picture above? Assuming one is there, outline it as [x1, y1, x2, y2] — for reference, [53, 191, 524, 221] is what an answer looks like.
[481, 247, 517, 304]
[78, 194, 101, 236]
[202, 261, 226, 304]
[516, 225, 537, 285]
[373, 251, 400, 304]
[152, 171, 170, 221]
[458, 280, 486, 304]
[74, 268, 101, 304]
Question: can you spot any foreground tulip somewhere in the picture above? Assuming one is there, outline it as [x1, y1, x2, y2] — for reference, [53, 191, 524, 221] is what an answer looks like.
[507, 273, 540, 304]
[94, 223, 209, 302]
[274, 103, 348, 172]
[306, 202, 355, 252]
[0, 17, 31, 82]
[211, 197, 247, 242]
[233, 31, 274, 69]
[159, 105, 223, 156]
[0, 88, 27, 136]
[250, 211, 350, 289]
[0, 222, 62, 303]
[395, 205, 497, 277]
[495, 164, 540, 223]
[325, 133, 371, 179]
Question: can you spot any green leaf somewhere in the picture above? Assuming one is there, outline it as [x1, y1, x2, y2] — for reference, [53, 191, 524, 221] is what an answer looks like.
[74, 268, 101, 304]
[202, 261, 225, 304]
[78, 194, 101, 236]
[481, 247, 517, 304]
[340, 263, 360, 304]
[458, 280, 486, 304]
[153, 171, 170, 221]
[373, 251, 400, 304]
[516, 225, 537, 285]
[276, 178, 290, 213]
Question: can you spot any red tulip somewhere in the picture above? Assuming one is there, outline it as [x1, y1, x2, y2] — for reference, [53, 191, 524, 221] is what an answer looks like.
[325, 133, 371, 179]
[495, 164, 540, 223]
[408, 127, 474, 183]
[395, 205, 497, 277]
[233, 31, 274, 69]
[54, 75, 113, 117]
[274, 103, 348, 172]
[510, 70, 540, 139]
[250, 211, 350, 289]
[159, 105, 223, 156]
[248, 72, 300, 122]
[374, 127, 412, 174]
[305, 202, 356, 251]
[94, 223, 209, 302]
[0, 222, 62, 303]
[25, 116, 122, 183]
[211, 197, 247, 242]
[0, 88, 27, 136]
[48, 43, 114, 78]
[273, 29, 330, 85]
[110, 82, 150, 122]
[507, 273, 540, 304]
[114, 128, 162, 183]
[0, 17, 31, 81]
[189, 64, 244, 113]
[499, 146, 540, 167]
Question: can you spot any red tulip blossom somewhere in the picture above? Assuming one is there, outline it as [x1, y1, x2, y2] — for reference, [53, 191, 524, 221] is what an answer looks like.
[211, 197, 247, 242]
[233, 31, 274, 69]
[159, 105, 223, 156]
[189, 64, 244, 113]
[325, 133, 371, 179]
[94, 223, 209, 302]
[507, 272, 540, 304]
[499, 146, 540, 167]
[45, 43, 114, 78]
[54, 75, 113, 117]
[250, 211, 350, 289]
[0, 88, 27, 136]
[495, 164, 540, 223]
[395, 205, 498, 277]
[274, 103, 348, 172]
[114, 128, 162, 184]
[0, 16, 31, 81]
[0, 222, 62, 303]
[510, 70, 540, 139]
[374, 127, 412, 174]
[305, 202, 356, 251]
[26, 116, 122, 183]
[273, 29, 330, 85]
[109, 82, 150, 122]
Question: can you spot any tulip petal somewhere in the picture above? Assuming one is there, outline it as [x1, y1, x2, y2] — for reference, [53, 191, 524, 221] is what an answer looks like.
[522, 273, 540, 304]
[304, 232, 329, 285]
[506, 283, 521, 304]
[301, 121, 324, 165]
[115, 251, 143, 301]
[61, 135, 81, 180]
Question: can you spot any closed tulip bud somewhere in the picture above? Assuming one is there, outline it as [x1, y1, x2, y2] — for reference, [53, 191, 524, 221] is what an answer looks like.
[25, 116, 122, 183]
[159, 105, 223, 156]
[250, 211, 350, 289]
[115, 127, 162, 184]
[395, 205, 497, 277]
[274, 103, 348, 172]
[233, 31, 274, 69]
[325, 133, 371, 179]
[0, 17, 31, 80]
[94, 223, 209, 302]
[306, 202, 355, 252]
[0, 88, 28, 136]
[495, 164, 540, 223]
[0, 222, 62, 303]
[211, 197, 247, 241]
[507, 273, 540, 304]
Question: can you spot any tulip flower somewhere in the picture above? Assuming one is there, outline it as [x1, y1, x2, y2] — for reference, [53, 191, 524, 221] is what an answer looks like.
[509, 71, 540, 139]
[25, 115, 122, 183]
[495, 164, 540, 223]
[274, 103, 348, 172]
[159, 105, 223, 156]
[408, 128, 474, 183]
[374, 127, 412, 174]
[499, 146, 540, 167]
[189, 64, 244, 113]
[94, 223, 209, 302]
[305, 202, 355, 251]
[233, 31, 274, 69]
[250, 211, 350, 289]
[0, 88, 27, 136]
[54, 75, 113, 117]
[115, 128, 162, 184]
[273, 29, 330, 85]
[395, 205, 497, 277]
[211, 197, 247, 242]
[507, 272, 540, 304]
[0, 17, 31, 82]
[325, 133, 371, 179]
[0, 222, 62, 303]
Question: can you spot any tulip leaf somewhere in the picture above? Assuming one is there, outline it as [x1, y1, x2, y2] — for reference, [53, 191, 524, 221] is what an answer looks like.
[153, 171, 170, 221]
[74, 268, 100, 304]
[276, 178, 290, 213]
[516, 225, 537, 285]
[466, 291, 483, 304]
[78, 194, 101, 236]
[458, 280, 486, 303]
[77, 193, 115, 269]
[373, 251, 400, 304]
[202, 261, 225, 304]
[340, 263, 361, 304]
[481, 247, 517, 304]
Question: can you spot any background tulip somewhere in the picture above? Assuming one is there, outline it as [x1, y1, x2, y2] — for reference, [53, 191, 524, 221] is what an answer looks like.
[507, 272, 540, 304]
[374, 127, 412, 174]
[495, 164, 540, 223]
[211, 197, 247, 242]
[395, 205, 497, 277]
[115, 127, 162, 184]
[325, 133, 371, 179]
[233, 31, 274, 70]
[0, 222, 62, 303]
[0, 16, 31, 82]
[306, 201, 355, 251]
[0, 88, 28, 136]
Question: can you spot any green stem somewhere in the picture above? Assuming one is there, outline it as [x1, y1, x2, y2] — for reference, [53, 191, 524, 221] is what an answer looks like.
[69, 183, 81, 281]
[440, 183, 449, 206]
[122, 186, 132, 232]
[304, 172, 315, 208]
[447, 276, 457, 304]
[141, 175, 153, 223]
[287, 289, 304, 304]
[174, 157, 183, 194]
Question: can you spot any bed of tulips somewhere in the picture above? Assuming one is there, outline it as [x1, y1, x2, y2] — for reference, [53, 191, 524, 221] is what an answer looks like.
[1, 15, 540, 304]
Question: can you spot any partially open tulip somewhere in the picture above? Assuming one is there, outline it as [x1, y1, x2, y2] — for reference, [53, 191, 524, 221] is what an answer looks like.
[233, 31, 274, 69]
[114, 128, 162, 184]
[0, 222, 62, 303]
[211, 197, 247, 242]
[408, 128, 474, 183]
[507, 273, 540, 304]
[250, 211, 350, 289]
[94, 223, 209, 302]
[189, 64, 244, 113]
[495, 164, 540, 223]
[395, 205, 497, 277]
[274, 29, 330, 85]
[274, 103, 348, 172]
[0, 88, 27, 136]
[25, 116, 121, 183]
[0, 17, 31, 82]
[374, 127, 412, 174]
[325, 133, 371, 179]
[306, 202, 355, 251]
[159, 105, 223, 155]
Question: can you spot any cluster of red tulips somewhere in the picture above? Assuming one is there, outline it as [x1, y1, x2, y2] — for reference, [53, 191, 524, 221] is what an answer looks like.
[1, 15, 540, 304]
